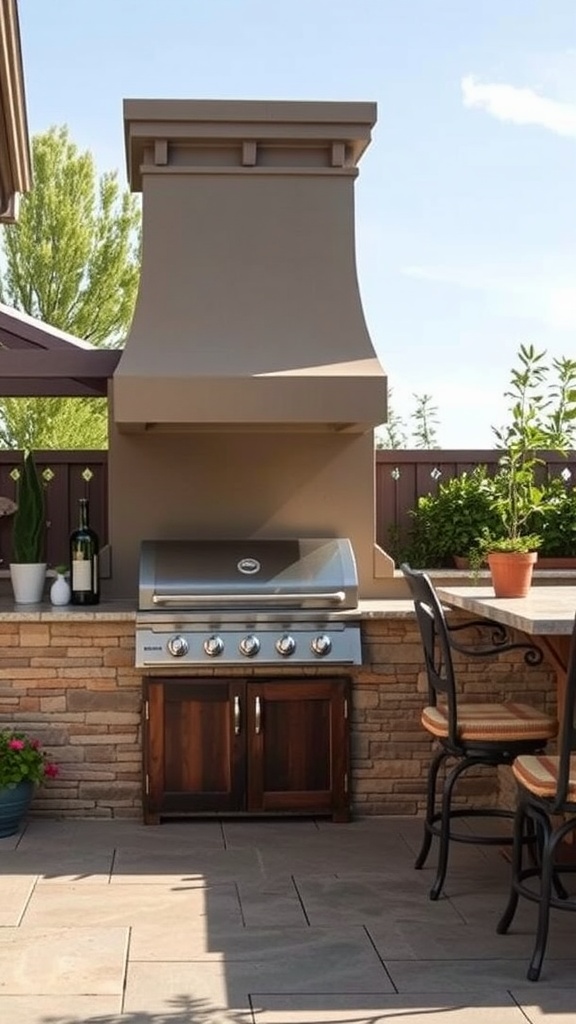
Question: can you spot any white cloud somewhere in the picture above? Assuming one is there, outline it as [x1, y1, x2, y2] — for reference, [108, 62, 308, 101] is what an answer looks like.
[402, 264, 500, 291]
[402, 263, 576, 331]
[461, 74, 576, 137]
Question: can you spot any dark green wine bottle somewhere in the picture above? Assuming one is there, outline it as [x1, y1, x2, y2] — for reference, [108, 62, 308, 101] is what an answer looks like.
[70, 498, 100, 605]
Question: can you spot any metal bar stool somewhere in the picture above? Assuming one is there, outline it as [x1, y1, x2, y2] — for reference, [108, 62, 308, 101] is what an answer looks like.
[497, 613, 576, 981]
[402, 564, 558, 900]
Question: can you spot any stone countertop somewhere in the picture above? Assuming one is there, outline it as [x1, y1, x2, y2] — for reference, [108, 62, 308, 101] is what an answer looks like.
[0, 597, 138, 620]
[0, 597, 416, 621]
[2, 575, 574, 624]
[2, 567, 573, 623]
[355, 599, 414, 618]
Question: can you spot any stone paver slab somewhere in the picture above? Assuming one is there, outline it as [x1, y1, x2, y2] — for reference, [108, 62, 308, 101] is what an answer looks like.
[0, 995, 121, 1023]
[20, 818, 225, 852]
[236, 877, 308, 926]
[124, 942, 393, 1014]
[514, 989, 576, 1023]
[124, 962, 253, 1021]
[111, 844, 264, 884]
[386, 957, 576, 992]
[20, 881, 243, 929]
[249, 992, 528, 1023]
[129, 922, 375, 969]
[367, 913, 576, 961]
[0, 875, 37, 926]
[0, 926, 128, 994]
[292, 872, 462, 926]
[0, 848, 113, 883]
[223, 819, 421, 876]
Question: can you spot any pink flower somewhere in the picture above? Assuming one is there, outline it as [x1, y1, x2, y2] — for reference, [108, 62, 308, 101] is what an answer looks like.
[30, 738, 41, 749]
[8, 739, 24, 750]
[44, 763, 59, 778]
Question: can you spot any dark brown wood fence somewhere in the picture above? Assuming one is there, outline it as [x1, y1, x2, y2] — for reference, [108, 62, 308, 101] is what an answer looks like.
[375, 449, 576, 550]
[2, 449, 574, 568]
[0, 451, 108, 569]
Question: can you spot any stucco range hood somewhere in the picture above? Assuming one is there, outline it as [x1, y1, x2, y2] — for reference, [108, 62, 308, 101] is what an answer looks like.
[112, 99, 387, 433]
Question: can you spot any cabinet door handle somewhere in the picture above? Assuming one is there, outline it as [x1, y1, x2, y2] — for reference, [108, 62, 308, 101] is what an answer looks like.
[254, 695, 261, 734]
[233, 695, 241, 735]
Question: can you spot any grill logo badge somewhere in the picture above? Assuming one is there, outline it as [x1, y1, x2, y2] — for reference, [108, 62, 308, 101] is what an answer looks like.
[237, 557, 261, 575]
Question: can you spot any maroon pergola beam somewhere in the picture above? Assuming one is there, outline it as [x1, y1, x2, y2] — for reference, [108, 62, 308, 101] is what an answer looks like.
[0, 304, 122, 397]
[0, 350, 120, 396]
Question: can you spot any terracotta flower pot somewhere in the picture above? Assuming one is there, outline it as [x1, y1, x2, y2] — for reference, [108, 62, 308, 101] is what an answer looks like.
[487, 551, 538, 599]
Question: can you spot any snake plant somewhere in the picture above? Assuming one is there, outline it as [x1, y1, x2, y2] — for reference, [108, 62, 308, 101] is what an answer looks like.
[12, 452, 46, 563]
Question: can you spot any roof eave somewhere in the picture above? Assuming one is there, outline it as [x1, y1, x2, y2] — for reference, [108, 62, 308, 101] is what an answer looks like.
[0, 0, 31, 221]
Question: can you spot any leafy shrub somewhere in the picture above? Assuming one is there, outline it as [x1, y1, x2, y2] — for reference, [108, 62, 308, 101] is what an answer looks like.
[399, 467, 503, 568]
[527, 479, 576, 557]
[396, 470, 576, 568]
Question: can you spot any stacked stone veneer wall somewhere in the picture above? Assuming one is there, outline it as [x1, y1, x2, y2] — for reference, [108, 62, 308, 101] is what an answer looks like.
[0, 619, 141, 819]
[0, 613, 558, 820]
[353, 613, 557, 817]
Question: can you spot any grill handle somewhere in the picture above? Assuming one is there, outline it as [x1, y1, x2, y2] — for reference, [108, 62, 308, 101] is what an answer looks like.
[151, 591, 347, 607]
[233, 695, 241, 736]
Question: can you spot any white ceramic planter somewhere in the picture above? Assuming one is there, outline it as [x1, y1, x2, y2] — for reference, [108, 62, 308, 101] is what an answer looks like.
[9, 563, 47, 604]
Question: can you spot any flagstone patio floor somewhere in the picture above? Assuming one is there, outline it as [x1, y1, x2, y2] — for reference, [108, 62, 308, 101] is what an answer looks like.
[0, 814, 575, 1023]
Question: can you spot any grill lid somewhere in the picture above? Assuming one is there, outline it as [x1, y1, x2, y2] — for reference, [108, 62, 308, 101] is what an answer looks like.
[138, 537, 358, 611]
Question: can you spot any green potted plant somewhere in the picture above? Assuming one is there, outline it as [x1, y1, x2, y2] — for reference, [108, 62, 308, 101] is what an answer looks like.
[0, 728, 58, 837]
[471, 345, 575, 596]
[8, 451, 48, 604]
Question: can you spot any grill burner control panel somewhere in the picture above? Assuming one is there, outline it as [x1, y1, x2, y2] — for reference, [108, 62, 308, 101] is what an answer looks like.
[136, 623, 362, 667]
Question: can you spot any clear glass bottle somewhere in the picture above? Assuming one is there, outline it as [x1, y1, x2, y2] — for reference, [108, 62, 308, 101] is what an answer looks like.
[70, 498, 100, 605]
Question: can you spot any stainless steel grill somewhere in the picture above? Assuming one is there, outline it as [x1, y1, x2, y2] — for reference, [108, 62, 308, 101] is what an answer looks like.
[135, 537, 362, 667]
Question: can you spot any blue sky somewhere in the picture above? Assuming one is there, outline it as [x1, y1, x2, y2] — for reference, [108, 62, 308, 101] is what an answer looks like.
[18, 0, 576, 447]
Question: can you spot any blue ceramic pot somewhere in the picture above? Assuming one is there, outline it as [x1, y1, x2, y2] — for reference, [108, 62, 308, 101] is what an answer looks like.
[0, 780, 35, 837]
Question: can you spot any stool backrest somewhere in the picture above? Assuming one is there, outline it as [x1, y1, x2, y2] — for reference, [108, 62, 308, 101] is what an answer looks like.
[401, 564, 458, 743]
[554, 614, 576, 810]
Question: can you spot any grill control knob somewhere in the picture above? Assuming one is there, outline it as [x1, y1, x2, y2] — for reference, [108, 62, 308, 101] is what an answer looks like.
[204, 635, 224, 657]
[167, 635, 189, 658]
[311, 634, 332, 657]
[239, 634, 260, 658]
[276, 634, 296, 657]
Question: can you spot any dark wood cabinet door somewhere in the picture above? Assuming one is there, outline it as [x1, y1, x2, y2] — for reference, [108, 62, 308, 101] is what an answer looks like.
[144, 679, 246, 821]
[246, 678, 350, 821]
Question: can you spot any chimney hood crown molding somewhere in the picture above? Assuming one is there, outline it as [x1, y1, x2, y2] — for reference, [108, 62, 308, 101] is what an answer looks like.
[123, 98, 377, 191]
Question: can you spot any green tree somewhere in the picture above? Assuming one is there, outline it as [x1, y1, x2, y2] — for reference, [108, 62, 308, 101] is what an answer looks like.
[411, 392, 440, 449]
[0, 125, 141, 448]
[375, 389, 409, 448]
[0, 397, 108, 450]
[376, 391, 440, 449]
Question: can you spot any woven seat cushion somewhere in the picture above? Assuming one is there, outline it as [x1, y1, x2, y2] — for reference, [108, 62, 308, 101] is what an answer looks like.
[422, 702, 558, 743]
[513, 754, 576, 800]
